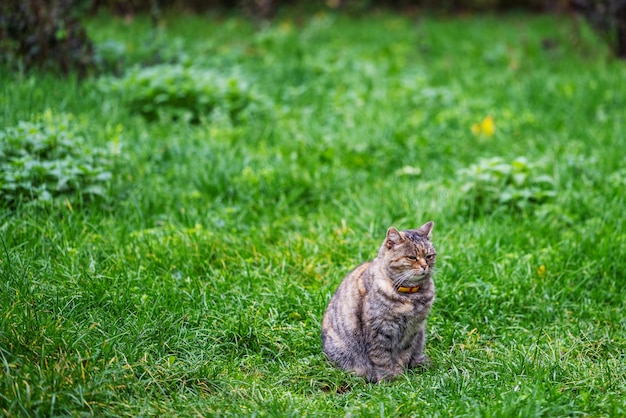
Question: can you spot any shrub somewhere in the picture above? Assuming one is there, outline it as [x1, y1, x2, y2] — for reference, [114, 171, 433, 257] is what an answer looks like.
[572, 0, 626, 59]
[0, 112, 113, 208]
[103, 65, 266, 123]
[457, 156, 556, 216]
[0, 0, 95, 76]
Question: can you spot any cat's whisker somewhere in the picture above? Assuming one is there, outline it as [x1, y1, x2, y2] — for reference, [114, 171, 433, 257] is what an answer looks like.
[393, 276, 405, 290]
[393, 270, 414, 285]
[393, 269, 421, 288]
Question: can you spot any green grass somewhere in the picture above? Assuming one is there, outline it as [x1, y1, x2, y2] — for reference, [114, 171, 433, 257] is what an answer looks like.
[2, 9, 626, 416]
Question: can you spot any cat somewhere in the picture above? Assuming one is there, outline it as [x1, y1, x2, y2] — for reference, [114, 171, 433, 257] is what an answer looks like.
[321, 221, 436, 383]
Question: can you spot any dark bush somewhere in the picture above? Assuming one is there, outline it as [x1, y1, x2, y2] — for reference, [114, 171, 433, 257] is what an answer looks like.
[87, 0, 562, 16]
[0, 0, 95, 76]
[572, 0, 626, 58]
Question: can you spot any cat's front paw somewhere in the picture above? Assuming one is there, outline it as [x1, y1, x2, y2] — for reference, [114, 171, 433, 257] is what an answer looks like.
[409, 354, 431, 370]
[366, 367, 402, 383]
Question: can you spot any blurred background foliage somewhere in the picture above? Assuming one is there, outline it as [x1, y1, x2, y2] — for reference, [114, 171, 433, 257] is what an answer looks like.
[0, 0, 95, 76]
[0, 0, 625, 77]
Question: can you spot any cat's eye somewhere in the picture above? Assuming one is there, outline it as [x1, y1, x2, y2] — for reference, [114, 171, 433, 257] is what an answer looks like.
[407, 256, 417, 261]
[426, 254, 436, 260]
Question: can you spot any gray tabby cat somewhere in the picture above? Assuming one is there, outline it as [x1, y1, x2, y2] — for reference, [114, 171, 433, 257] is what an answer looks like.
[321, 222, 436, 383]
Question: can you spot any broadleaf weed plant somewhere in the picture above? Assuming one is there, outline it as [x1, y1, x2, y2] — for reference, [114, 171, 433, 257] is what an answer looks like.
[458, 156, 556, 216]
[0, 111, 113, 208]
[102, 64, 269, 123]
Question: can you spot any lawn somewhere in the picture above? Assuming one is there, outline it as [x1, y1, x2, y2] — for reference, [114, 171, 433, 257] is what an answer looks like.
[1, 8, 626, 417]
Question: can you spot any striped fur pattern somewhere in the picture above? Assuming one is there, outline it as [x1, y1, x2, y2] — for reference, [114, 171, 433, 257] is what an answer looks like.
[321, 222, 437, 382]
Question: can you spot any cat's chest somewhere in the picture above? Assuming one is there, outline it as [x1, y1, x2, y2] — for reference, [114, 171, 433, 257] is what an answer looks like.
[387, 289, 435, 318]
[396, 298, 433, 324]
[412, 291, 435, 316]
[383, 313, 422, 353]
[365, 293, 433, 328]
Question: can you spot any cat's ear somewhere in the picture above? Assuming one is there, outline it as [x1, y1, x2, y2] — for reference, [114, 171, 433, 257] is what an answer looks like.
[385, 227, 405, 248]
[416, 221, 434, 239]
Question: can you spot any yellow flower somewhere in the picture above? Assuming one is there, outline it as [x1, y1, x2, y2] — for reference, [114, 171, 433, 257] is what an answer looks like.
[537, 265, 546, 278]
[279, 20, 293, 32]
[472, 115, 495, 137]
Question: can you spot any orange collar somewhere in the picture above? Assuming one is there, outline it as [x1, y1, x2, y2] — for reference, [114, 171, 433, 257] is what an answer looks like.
[397, 285, 420, 294]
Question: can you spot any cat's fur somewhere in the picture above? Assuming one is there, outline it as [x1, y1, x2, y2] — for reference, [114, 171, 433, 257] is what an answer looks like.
[321, 222, 437, 382]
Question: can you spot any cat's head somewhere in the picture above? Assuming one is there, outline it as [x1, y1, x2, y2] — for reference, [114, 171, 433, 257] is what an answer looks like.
[378, 221, 437, 287]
